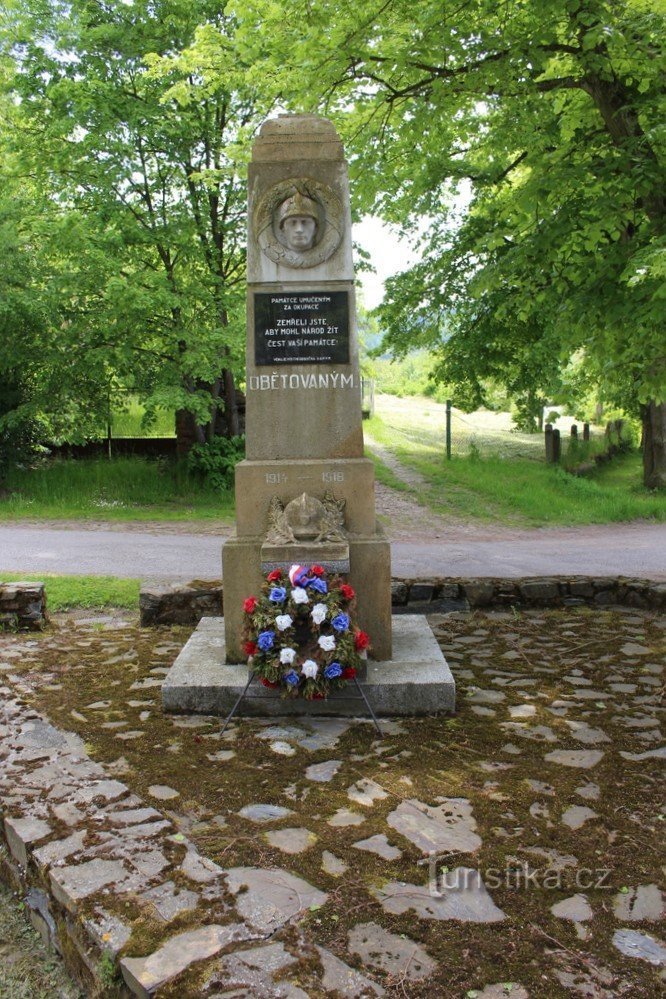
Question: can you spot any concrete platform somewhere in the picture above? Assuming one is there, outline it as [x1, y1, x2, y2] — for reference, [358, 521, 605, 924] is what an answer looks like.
[162, 615, 455, 717]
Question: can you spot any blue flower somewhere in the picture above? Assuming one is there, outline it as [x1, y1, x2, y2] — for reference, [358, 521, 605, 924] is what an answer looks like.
[323, 661, 343, 679]
[331, 612, 350, 633]
[269, 586, 287, 603]
[257, 630, 275, 652]
[283, 670, 300, 687]
[308, 577, 328, 594]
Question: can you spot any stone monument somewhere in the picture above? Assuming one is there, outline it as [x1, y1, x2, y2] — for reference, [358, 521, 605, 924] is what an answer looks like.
[162, 115, 454, 717]
[222, 113, 391, 663]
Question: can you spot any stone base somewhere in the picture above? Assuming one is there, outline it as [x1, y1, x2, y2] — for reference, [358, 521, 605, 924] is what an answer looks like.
[161, 615, 455, 717]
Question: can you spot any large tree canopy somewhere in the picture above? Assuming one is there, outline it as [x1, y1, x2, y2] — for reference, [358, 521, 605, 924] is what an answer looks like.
[2, 0, 275, 444]
[230, 0, 665, 484]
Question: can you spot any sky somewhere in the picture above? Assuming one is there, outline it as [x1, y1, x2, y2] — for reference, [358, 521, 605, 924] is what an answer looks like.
[353, 216, 417, 310]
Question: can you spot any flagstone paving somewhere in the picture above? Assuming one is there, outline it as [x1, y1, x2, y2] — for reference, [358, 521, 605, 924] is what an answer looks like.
[0, 605, 664, 996]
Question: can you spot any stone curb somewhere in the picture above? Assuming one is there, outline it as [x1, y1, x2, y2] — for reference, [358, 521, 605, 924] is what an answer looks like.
[0, 679, 386, 997]
[0, 681, 256, 996]
[136, 576, 666, 628]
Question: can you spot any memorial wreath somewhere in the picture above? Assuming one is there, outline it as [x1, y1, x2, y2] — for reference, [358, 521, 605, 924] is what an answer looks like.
[242, 564, 370, 699]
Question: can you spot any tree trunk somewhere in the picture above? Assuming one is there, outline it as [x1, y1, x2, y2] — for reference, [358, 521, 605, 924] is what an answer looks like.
[175, 408, 204, 457]
[222, 367, 240, 438]
[640, 401, 666, 489]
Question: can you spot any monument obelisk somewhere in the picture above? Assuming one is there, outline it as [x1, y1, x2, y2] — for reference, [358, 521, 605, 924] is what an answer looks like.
[222, 114, 392, 663]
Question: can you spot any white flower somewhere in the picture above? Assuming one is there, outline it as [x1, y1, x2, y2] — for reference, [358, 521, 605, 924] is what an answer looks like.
[280, 647, 297, 664]
[291, 587, 309, 604]
[275, 614, 293, 632]
[301, 659, 318, 678]
[311, 603, 327, 625]
[318, 635, 336, 651]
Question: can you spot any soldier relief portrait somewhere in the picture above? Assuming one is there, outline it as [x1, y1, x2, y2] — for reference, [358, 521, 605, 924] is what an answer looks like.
[254, 178, 344, 269]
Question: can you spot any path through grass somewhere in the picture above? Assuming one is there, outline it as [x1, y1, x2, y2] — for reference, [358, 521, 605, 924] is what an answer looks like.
[366, 404, 665, 526]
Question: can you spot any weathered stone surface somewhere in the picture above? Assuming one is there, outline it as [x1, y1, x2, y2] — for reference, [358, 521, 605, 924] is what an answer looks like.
[33, 830, 87, 869]
[328, 807, 365, 828]
[24, 887, 58, 950]
[305, 759, 341, 782]
[121, 924, 245, 998]
[561, 805, 598, 830]
[347, 921, 436, 982]
[147, 784, 180, 800]
[565, 721, 611, 744]
[322, 851, 347, 876]
[551, 894, 593, 923]
[239, 803, 293, 823]
[4, 816, 51, 867]
[519, 580, 560, 602]
[575, 782, 600, 801]
[544, 749, 604, 769]
[387, 798, 481, 855]
[468, 688, 505, 704]
[375, 869, 505, 923]
[613, 885, 664, 923]
[180, 848, 224, 884]
[474, 984, 529, 999]
[225, 866, 327, 932]
[316, 945, 385, 996]
[218, 941, 307, 997]
[0, 581, 47, 630]
[352, 834, 402, 861]
[612, 929, 666, 966]
[347, 778, 388, 807]
[391, 581, 408, 606]
[84, 907, 132, 957]
[139, 579, 222, 627]
[264, 827, 317, 854]
[619, 746, 666, 761]
[141, 881, 200, 922]
[465, 581, 496, 607]
[50, 858, 130, 912]
[410, 581, 436, 602]
[509, 704, 536, 718]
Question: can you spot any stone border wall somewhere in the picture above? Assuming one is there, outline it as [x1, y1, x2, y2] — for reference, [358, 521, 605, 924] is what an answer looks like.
[0, 582, 47, 630]
[139, 575, 665, 627]
[2, 576, 661, 633]
[390, 576, 665, 612]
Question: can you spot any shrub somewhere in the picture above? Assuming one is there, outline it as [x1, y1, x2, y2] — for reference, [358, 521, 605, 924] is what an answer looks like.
[187, 435, 245, 492]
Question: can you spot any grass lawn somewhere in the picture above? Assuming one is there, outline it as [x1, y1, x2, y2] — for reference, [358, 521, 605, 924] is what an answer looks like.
[0, 457, 234, 522]
[0, 572, 140, 610]
[365, 410, 665, 526]
[1, 396, 662, 527]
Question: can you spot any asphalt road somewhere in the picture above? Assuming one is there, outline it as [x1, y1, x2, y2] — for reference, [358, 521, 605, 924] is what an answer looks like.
[0, 522, 664, 581]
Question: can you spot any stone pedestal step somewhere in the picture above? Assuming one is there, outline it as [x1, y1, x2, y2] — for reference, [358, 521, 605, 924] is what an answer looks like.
[162, 615, 455, 717]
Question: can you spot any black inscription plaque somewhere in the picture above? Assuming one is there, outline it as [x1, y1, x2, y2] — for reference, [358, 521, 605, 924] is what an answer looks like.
[254, 291, 349, 366]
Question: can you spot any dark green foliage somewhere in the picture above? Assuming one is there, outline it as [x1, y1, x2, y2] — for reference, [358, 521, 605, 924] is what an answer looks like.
[187, 435, 245, 492]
